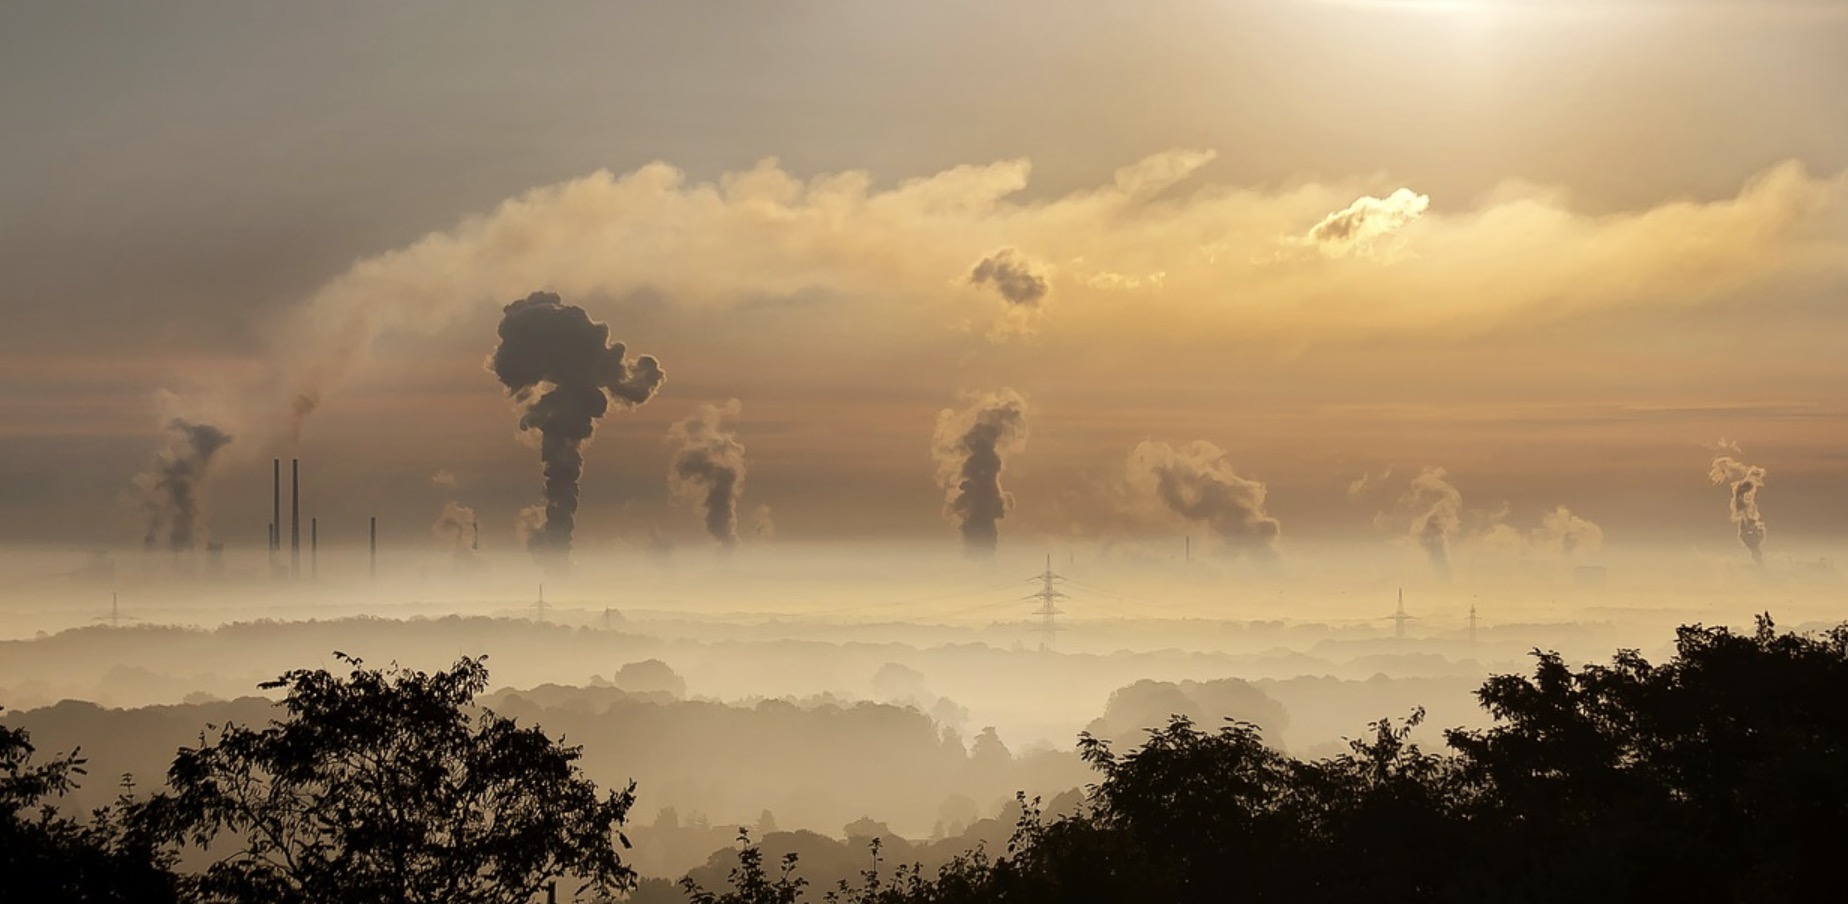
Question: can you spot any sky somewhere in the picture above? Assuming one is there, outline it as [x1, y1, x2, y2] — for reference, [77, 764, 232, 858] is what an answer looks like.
[2, 0, 1846, 564]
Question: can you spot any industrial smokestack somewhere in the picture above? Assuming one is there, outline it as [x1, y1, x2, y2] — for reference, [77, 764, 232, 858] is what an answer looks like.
[290, 459, 301, 580]
[931, 390, 1030, 558]
[369, 516, 377, 580]
[491, 292, 666, 568]
[272, 459, 280, 551]
[667, 400, 748, 549]
[311, 517, 318, 580]
[1709, 454, 1768, 565]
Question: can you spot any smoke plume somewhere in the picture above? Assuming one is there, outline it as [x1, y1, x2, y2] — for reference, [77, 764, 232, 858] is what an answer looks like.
[1709, 454, 1768, 564]
[135, 420, 233, 554]
[1533, 505, 1604, 557]
[667, 400, 748, 548]
[1402, 467, 1461, 578]
[491, 292, 666, 565]
[752, 504, 776, 540]
[969, 248, 1049, 306]
[932, 390, 1030, 557]
[432, 501, 479, 560]
[1127, 441, 1280, 558]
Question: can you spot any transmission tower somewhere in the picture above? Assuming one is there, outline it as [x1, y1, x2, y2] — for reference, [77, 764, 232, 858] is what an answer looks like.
[1025, 554, 1067, 651]
[1389, 587, 1417, 640]
[94, 592, 138, 629]
[1467, 602, 1479, 645]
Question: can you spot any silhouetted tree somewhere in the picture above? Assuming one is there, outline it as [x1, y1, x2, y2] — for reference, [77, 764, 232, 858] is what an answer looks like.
[2, 711, 178, 902]
[139, 654, 637, 904]
[685, 616, 1848, 904]
[681, 829, 806, 904]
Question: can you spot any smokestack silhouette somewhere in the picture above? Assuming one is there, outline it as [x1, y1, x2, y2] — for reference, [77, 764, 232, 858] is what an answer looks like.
[1403, 467, 1461, 579]
[271, 459, 281, 553]
[932, 390, 1030, 557]
[1709, 455, 1768, 564]
[1127, 440, 1281, 559]
[667, 400, 747, 549]
[491, 292, 665, 566]
[136, 420, 233, 554]
[369, 516, 377, 580]
[290, 459, 301, 579]
[310, 517, 318, 580]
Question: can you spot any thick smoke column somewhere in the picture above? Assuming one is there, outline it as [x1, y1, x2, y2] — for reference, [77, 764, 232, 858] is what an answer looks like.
[1709, 455, 1768, 564]
[136, 420, 233, 554]
[491, 292, 665, 564]
[932, 390, 1030, 557]
[1128, 441, 1280, 558]
[667, 400, 748, 548]
[1402, 467, 1461, 578]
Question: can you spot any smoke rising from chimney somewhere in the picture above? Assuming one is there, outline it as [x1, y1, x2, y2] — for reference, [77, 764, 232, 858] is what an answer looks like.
[135, 420, 233, 554]
[1709, 454, 1768, 564]
[1127, 440, 1280, 558]
[932, 390, 1030, 557]
[1403, 467, 1461, 578]
[432, 501, 480, 561]
[490, 292, 665, 566]
[1533, 506, 1604, 557]
[667, 400, 748, 549]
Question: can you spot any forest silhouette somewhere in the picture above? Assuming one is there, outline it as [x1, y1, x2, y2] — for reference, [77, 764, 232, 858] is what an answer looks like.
[5, 615, 1845, 903]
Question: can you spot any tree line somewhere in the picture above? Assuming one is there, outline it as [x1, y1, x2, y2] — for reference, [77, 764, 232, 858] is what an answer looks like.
[6, 616, 1847, 902]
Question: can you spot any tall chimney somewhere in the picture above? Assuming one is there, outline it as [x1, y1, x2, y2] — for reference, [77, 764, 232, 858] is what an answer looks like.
[310, 517, 318, 580]
[290, 459, 301, 580]
[272, 459, 280, 551]
[369, 516, 377, 580]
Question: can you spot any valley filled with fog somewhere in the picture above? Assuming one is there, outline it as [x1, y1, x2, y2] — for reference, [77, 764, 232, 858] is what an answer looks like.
[5, 538, 1838, 891]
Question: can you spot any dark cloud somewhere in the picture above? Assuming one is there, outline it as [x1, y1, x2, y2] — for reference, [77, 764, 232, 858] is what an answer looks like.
[491, 291, 665, 567]
[667, 400, 747, 549]
[134, 419, 232, 554]
[1128, 441, 1281, 558]
[932, 390, 1030, 557]
[1709, 454, 1767, 564]
[969, 248, 1049, 306]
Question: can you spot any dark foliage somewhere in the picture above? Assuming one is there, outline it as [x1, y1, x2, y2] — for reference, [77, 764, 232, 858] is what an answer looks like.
[1, 714, 178, 902]
[689, 616, 1848, 904]
[136, 654, 637, 904]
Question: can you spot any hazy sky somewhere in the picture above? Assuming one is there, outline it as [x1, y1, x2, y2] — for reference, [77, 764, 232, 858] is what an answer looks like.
[2, 0, 1845, 558]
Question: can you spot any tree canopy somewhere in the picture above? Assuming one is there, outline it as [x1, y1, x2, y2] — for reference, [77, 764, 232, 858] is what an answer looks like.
[139, 654, 637, 904]
[691, 616, 1848, 904]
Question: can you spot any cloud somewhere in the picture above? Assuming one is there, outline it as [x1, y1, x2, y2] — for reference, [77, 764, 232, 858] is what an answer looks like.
[1291, 187, 1431, 258]
[969, 247, 1050, 307]
[430, 469, 459, 488]
[188, 150, 1843, 447]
